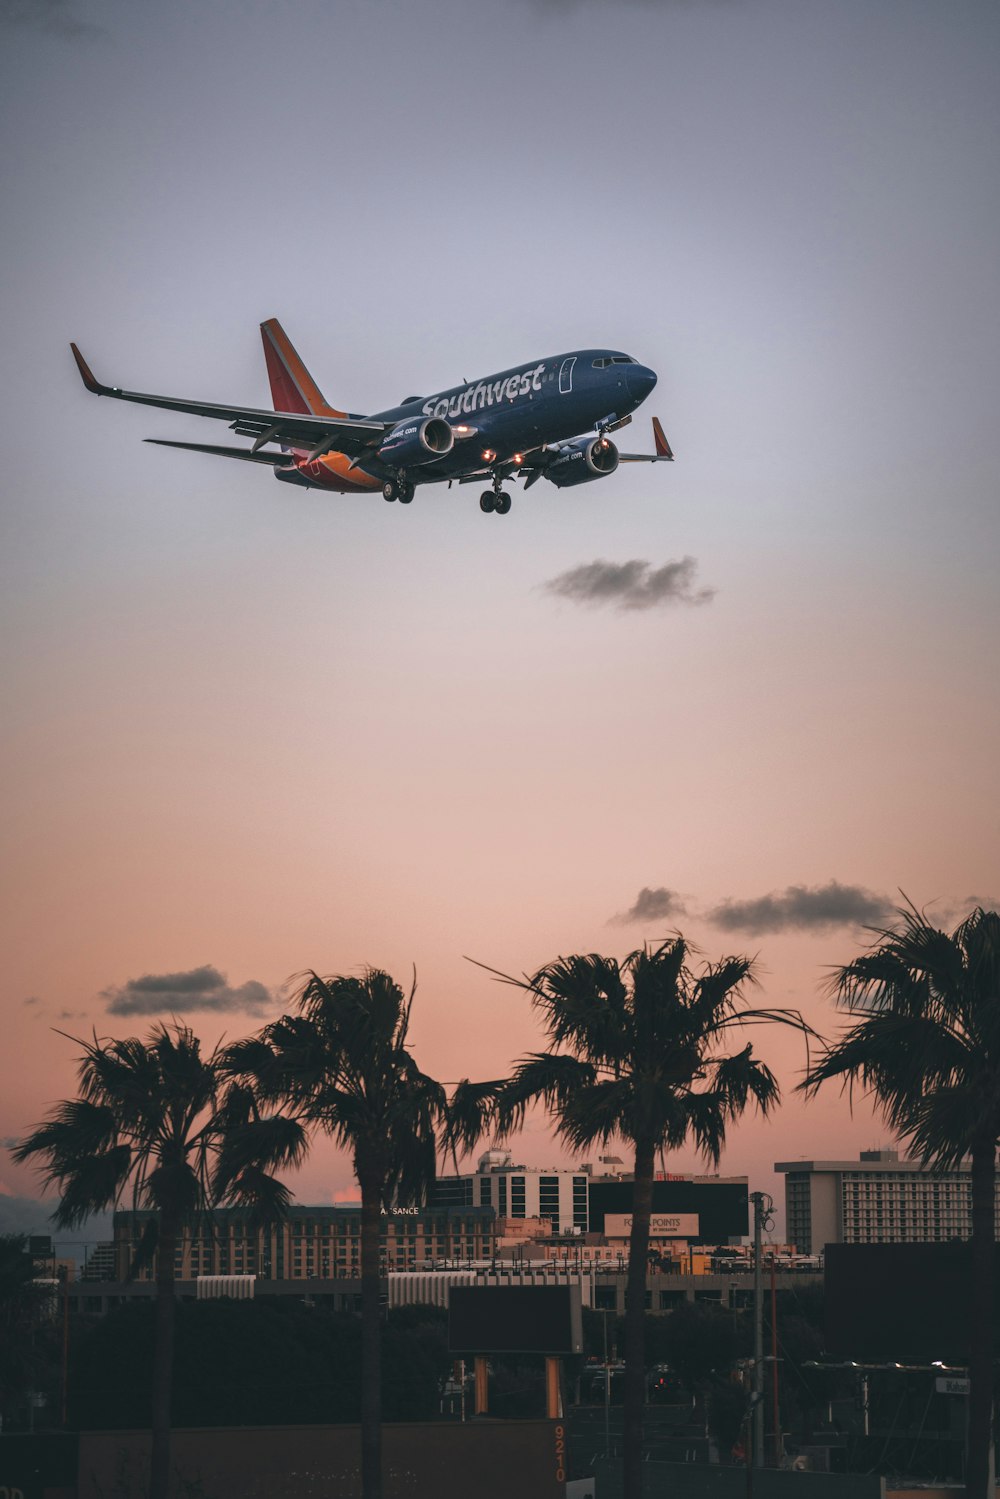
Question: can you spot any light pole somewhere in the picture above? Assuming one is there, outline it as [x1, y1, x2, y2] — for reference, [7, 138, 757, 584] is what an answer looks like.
[749, 1192, 774, 1467]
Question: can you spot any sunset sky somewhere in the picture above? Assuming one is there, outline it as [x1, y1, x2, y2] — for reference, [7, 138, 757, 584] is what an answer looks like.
[2, 0, 998, 1252]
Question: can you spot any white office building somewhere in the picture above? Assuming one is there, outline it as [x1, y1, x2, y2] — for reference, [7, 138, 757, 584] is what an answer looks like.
[430, 1149, 600, 1233]
[776, 1149, 1000, 1253]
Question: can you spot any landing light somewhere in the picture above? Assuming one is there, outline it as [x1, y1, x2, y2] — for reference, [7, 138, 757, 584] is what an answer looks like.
[482, 449, 495, 462]
[513, 452, 524, 464]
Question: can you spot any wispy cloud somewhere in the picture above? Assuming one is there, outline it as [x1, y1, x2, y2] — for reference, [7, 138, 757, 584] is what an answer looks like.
[0, 0, 105, 40]
[706, 881, 890, 935]
[102, 964, 277, 1017]
[923, 893, 1000, 928]
[610, 886, 687, 926]
[543, 557, 715, 611]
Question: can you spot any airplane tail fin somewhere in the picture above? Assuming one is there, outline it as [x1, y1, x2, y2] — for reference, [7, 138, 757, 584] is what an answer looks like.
[260, 318, 346, 418]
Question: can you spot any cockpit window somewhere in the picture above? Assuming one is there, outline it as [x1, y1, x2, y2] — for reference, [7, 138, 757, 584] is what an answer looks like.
[592, 358, 608, 368]
[611, 356, 635, 365]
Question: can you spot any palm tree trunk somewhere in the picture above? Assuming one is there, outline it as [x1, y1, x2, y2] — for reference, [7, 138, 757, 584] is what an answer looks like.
[966, 1140, 996, 1499]
[623, 1136, 655, 1499]
[150, 1215, 177, 1499]
[359, 1172, 383, 1499]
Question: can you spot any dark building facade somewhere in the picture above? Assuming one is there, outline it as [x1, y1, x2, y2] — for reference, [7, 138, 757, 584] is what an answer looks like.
[587, 1177, 748, 1244]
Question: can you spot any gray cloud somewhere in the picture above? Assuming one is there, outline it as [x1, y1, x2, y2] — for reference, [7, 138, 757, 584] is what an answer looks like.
[103, 964, 276, 1017]
[706, 881, 891, 935]
[611, 886, 688, 926]
[926, 894, 1000, 928]
[543, 557, 715, 611]
[0, 0, 104, 39]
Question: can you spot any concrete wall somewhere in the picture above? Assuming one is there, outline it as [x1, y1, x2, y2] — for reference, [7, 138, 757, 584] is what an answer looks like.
[78, 1421, 564, 1499]
[589, 1458, 885, 1498]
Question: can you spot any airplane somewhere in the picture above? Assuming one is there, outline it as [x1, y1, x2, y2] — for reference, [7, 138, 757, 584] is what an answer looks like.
[70, 319, 673, 516]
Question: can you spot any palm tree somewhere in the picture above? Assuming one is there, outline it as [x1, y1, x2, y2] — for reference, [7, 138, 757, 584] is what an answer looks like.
[226, 968, 497, 1499]
[13, 1022, 307, 1499]
[489, 938, 810, 1499]
[801, 904, 1000, 1499]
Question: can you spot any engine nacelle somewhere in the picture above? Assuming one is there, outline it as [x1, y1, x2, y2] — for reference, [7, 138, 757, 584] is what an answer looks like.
[377, 415, 454, 467]
[545, 436, 619, 488]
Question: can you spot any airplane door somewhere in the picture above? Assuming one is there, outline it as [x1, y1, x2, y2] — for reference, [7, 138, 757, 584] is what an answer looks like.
[558, 356, 576, 394]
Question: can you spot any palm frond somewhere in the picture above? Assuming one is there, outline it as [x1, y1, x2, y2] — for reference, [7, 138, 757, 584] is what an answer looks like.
[442, 1079, 505, 1165]
[808, 903, 1000, 1163]
[46, 1147, 134, 1227]
[496, 1054, 598, 1137]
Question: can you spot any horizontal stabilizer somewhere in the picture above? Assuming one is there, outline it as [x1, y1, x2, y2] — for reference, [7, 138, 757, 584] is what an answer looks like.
[144, 439, 295, 467]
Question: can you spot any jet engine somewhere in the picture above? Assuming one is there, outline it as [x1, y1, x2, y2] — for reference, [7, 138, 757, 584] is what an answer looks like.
[377, 415, 454, 467]
[545, 436, 619, 488]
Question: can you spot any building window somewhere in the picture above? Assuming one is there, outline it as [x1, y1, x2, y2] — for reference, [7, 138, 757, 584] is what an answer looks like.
[539, 1176, 560, 1229]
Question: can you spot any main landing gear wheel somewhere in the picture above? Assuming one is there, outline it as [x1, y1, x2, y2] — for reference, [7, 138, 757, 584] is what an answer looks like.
[398, 482, 414, 505]
[494, 491, 512, 515]
[480, 491, 496, 513]
[383, 479, 399, 503]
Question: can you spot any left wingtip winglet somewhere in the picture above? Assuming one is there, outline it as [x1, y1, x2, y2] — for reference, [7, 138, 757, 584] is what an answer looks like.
[652, 416, 674, 460]
[71, 342, 108, 395]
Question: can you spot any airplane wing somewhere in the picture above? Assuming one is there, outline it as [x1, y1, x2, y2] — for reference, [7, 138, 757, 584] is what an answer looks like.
[71, 344, 387, 460]
[616, 416, 674, 462]
[461, 417, 674, 490]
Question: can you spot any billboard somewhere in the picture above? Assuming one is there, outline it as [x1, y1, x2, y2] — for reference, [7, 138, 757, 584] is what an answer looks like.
[448, 1285, 583, 1355]
[588, 1179, 748, 1241]
[604, 1213, 699, 1239]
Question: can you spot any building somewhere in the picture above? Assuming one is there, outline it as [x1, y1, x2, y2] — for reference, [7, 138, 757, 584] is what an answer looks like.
[113, 1204, 496, 1282]
[776, 1149, 1000, 1253]
[587, 1176, 748, 1245]
[430, 1149, 591, 1233]
[430, 1149, 748, 1243]
[80, 1242, 117, 1281]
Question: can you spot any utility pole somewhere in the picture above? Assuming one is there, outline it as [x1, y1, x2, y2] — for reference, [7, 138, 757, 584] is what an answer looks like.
[749, 1191, 773, 1467]
[751, 1192, 764, 1466]
[602, 1309, 611, 1457]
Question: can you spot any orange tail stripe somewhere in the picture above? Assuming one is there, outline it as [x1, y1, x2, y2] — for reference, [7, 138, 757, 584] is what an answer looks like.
[652, 417, 673, 459]
[260, 318, 345, 418]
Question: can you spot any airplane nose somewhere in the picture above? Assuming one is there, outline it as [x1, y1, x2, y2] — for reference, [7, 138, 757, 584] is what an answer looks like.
[627, 364, 657, 401]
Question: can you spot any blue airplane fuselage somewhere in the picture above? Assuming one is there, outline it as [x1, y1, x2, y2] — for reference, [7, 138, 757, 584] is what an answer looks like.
[363, 348, 657, 482]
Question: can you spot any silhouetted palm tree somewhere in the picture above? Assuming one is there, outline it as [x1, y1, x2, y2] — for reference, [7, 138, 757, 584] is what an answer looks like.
[802, 904, 1000, 1499]
[14, 1022, 306, 1499]
[489, 938, 809, 1499]
[226, 968, 496, 1499]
